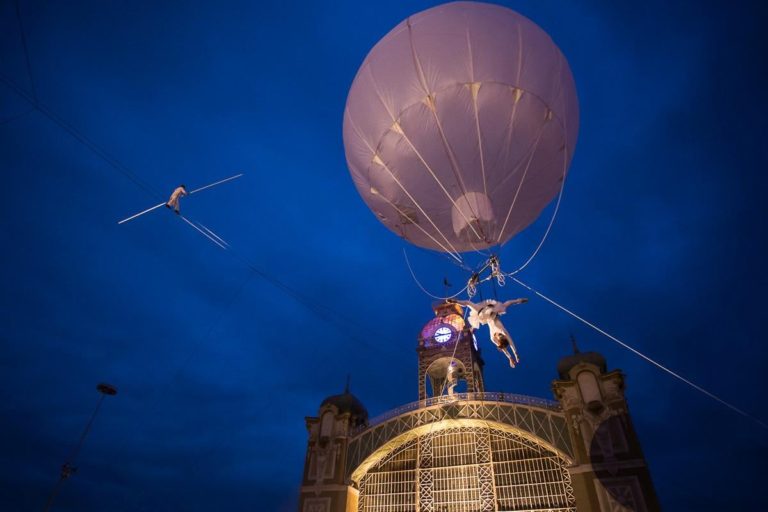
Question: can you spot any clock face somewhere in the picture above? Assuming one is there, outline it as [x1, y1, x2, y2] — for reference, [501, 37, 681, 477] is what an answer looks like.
[434, 325, 454, 344]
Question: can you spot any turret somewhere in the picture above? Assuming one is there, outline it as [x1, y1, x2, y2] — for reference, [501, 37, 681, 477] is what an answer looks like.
[298, 385, 368, 512]
[552, 340, 660, 511]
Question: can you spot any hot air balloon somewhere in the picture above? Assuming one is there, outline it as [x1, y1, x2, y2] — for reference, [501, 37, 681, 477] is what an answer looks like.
[343, 2, 578, 258]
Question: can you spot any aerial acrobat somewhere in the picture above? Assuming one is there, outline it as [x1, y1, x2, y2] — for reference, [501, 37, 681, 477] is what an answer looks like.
[449, 298, 528, 368]
[117, 174, 242, 249]
[165, 184, 187, 214]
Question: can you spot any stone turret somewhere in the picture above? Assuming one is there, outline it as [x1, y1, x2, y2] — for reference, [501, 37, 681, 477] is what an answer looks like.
[298, 385, 368, 512]
[552, 341, 661, 511]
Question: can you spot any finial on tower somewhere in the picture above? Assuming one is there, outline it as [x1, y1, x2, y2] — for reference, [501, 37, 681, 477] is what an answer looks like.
[344, 374, 351, 394]
[570, 333, 580, 354]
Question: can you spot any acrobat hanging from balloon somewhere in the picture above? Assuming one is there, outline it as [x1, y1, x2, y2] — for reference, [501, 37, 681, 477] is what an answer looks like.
[450, 298, 528, 368]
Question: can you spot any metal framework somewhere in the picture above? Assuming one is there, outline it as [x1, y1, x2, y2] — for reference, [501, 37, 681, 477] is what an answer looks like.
[347, 394, 573, 479]
[358, 425, 576, 512]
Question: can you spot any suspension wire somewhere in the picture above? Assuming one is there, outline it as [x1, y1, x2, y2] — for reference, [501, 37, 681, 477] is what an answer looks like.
[3, 65, 388, 350]
[14, 0, 38, 105]
[487, 120, 571, 279]
[437, 250, 475, 274]
[403, 248, 469, 300]
[114, 221, 411, 511]
[0, 39, 411, 509]
[491, 273, 499, 301]
[0, 73, 162, 200]
[3, 64, 392, 355]
[504, 170, 567, 277]
[419, 304, 467, 452]
[0, 107, 34, 126]
[510, 276, 768, 430]
[0, 46, 300, 512]
[496, 122, 548, 243]
[0, 69, 406, 505]
[111, 269, 257, 512]
[439, 326, 463, 398]
[6, 32, 385, 333]
[436, 153, 567, 299]
[176, 212, 398, 356]
[178, 215, 227, 249]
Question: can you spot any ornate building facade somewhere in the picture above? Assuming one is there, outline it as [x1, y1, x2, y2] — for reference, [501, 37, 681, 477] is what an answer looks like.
[299, 302, 659, 511]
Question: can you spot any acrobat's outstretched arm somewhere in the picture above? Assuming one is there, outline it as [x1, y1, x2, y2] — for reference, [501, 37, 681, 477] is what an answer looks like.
[451, 299, 480, 313]
[502, 298, 528, 309]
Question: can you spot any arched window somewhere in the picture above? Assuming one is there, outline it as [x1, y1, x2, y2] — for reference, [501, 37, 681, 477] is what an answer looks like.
[577, 370, 602, 406]
[320, 411, 334, 439]
[357, 426, 575, 512]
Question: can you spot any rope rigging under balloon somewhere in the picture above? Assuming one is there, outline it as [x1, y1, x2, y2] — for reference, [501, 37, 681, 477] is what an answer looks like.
[502, 158, 568, 278]
[403, 122, 569, 302]
[403, 248, 469, 300]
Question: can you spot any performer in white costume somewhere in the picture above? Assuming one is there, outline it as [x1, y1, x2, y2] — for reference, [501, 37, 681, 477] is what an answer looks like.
[451, 298, 528, 368]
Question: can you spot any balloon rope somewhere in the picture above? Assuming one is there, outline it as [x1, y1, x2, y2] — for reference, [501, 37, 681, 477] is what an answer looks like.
[511, 276, 768, 430]
[505, 155, 568, 277]
[494, 112, 569, 278]
[403, 19, 485, 245]
[496, 121, 548, 244]
[375, 190, 464, 262]
[403, 248, 469, 300]
[437, 309, 465, 396]
[394, 126, 485, 244]
[345, 114, 464, 260]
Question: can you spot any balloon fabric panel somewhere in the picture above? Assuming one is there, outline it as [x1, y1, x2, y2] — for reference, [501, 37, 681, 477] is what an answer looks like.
[343, 2, 579, 253]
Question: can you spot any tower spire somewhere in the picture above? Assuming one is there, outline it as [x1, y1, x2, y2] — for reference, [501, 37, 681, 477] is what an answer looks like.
[344, 374, 351, 394]
[570, 333, 580, 354]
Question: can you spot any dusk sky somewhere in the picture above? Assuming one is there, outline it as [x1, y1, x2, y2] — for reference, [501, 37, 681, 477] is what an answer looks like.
[2, 0, 767, 510]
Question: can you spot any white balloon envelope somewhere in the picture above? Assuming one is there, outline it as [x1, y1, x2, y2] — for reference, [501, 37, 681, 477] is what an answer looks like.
[343, 1, 579, 254]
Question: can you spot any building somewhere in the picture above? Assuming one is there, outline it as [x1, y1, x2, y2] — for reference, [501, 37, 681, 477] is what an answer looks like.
[299, 302, 659, 511]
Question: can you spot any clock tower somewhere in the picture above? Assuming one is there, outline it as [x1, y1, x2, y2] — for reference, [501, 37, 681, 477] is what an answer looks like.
[416, 300, 485, 400]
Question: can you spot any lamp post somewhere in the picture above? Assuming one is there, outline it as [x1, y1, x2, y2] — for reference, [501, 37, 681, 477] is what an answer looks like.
[43, 383, 117, 512]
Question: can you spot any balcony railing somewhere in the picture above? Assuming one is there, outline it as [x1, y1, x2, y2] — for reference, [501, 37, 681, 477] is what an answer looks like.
[352, 392, 561, 436]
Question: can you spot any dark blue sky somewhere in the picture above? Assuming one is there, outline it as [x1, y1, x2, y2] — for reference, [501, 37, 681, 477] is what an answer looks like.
[2, 1, 767, 510]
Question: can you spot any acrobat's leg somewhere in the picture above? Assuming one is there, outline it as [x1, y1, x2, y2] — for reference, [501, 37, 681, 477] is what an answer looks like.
[508, 337, 520, 363]
[501, 348, 516, 368]
[494, 321, 519, 363]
